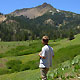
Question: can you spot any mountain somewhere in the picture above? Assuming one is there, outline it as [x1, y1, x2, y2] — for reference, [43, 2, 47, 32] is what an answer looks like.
[10, 3, 56, 19]
[0, 3, 80, 41]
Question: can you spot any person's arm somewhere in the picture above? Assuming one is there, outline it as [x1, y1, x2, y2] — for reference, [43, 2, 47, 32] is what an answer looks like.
[39, 53, 46, 59]
[53, 55, 54, 58]
[39, 48, 46, 59]
[51, 47, 54, 58]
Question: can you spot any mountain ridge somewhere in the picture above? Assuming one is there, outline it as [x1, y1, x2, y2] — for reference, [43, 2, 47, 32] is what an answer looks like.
[9, 3, 56, 19]
[9, 2, 79, 19]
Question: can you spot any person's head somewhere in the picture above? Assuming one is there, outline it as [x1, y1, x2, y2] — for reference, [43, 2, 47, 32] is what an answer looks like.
[42, 36, 49, 45]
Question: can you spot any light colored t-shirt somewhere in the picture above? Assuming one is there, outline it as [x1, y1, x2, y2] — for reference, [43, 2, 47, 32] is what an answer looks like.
[39, 45, 54, 68]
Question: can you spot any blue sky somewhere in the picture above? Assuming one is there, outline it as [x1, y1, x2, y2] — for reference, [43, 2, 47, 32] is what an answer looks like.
[0, 0, 80, 14]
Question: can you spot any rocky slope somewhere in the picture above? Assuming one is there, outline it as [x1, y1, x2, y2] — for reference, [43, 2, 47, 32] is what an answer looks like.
[10, 3, 56, 19]
[0, 15, 6, 23]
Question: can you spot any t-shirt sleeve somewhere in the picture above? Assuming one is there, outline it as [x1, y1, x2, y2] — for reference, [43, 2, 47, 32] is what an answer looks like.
[51, 48, 54, 56]
[41, 47, 46, 57]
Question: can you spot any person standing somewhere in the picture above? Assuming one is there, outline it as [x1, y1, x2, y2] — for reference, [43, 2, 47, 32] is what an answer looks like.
[39, 36, 54, 80]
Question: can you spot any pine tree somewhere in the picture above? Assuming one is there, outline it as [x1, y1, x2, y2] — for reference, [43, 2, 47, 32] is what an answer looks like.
[69, 30, 74, 40]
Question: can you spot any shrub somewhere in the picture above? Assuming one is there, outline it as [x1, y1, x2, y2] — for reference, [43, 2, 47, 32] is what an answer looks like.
[69, 32, 75, 40]
[6, 59, 39, 74]
[21, 64, 30, 71]
[0, 68, 9, 75]
[0, 54, 4, 58]
[21, 60, 39, 71]
[28, 60, 39, 70]
[6, 60, 22, 72]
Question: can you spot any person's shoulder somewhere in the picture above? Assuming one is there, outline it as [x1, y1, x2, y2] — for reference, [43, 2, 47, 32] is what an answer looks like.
[42, 45, 46, 49]
[42, 45, 47, 50]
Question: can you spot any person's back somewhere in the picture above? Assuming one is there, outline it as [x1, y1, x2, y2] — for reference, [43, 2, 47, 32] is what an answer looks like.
[39, 45, 54, 68]
[39, 36, 54, 80]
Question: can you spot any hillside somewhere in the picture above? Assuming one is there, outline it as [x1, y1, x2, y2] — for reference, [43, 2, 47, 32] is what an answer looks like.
[46, 55, 80, 80]
[0, 34, 80, 80]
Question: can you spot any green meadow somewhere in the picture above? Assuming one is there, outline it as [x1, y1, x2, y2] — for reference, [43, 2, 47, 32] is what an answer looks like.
[0, 34, 80, 80]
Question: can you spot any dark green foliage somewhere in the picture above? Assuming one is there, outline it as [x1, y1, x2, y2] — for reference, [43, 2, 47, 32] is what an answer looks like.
[20, 64, 30, 71]
[21, 60, 39, 71]
[0, 53, 4, 58]
[6, 60, 22, 72]
[69, 30, 75, 40]
[0, 68, 9, 75]
[74, 64, 80, 70]
[5, 59, 39, 74]
[27, 60, 39, 70]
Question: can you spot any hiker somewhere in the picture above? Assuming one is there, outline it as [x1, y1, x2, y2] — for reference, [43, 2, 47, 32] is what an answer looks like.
[39, 36, 54, 80]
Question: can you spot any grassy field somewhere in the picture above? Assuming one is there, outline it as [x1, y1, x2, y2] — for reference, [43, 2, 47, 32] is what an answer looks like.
[0, 34, 80, 80]
[0, 69, 40, 80]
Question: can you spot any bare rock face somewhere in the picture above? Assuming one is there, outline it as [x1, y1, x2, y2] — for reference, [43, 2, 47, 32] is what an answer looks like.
[10, 3, 56, 19]
[5, 20, 18, 24]
[0, 15, 7, 23]
[44, 19, 54, 25]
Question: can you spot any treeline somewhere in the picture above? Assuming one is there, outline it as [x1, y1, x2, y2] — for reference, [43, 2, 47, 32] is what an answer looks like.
[0, 12, 80, 41]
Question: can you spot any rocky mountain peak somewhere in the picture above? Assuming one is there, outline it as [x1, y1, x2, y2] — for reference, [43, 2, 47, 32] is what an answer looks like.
[41, 3, 48, 7]
[10, 3, 55, 19]
[40, 3, 53, 8]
